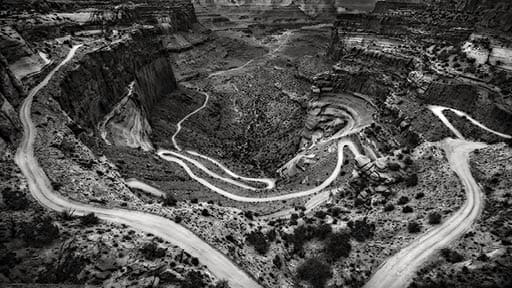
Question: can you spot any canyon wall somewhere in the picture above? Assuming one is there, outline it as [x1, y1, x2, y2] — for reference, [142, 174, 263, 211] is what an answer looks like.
[56, 29, 177, 136]
[0, 53, 23, 151]
[192, 0, 339, 18]
[421, 82, 512, 135]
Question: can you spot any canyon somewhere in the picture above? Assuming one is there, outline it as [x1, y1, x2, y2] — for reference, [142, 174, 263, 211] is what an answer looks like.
[1, 0, 512, 288]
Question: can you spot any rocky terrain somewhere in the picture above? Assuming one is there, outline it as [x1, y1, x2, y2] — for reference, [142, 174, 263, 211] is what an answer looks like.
[1, 0, 512, 288]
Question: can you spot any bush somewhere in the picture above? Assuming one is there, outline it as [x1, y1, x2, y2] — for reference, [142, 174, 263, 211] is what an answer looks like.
[175, 216, 182, 223]
[244, 210, 254, 220]
[402, 205, 413, 213]
[408, 221, 421, 233]
[214, 280, 231, 288]
[388, 162, 401, 171]
[384, 203, 395, 212]
[59, 209, 76, 221]
[440, 248, 464, 263]
[246, 231, 269, 255]
[325, 232, 351, 261]
[80, 213, 99, 226]
[428, 212, 442, 224]
[314, 210, 327, 219]
[296, 258, 332, 288]
[415, 192, 425, 199]
[140, 242, 166, 260]
[405, 174, 419, 187]
[201, 209, 210, 217]
[349, 218, 375, 242]
[162, 195, 177, 206]
[1, 188, 29, 210]
[273, 255, 282, 269]
[397, 196, 410, 205]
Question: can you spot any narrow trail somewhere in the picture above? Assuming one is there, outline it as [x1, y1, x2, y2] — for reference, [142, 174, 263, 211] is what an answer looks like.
[15, 45, 261, 288]
[364, 104, 511, 288]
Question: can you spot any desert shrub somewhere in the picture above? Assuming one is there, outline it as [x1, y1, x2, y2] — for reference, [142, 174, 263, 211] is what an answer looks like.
[402, 205, 414, 213]
[214, 280, 231, 288]
[140, 242, 166, 260]
[59, 209, 76, 221]
[244, 210, 254, 220]
[440, 248, 464, 263]
[405, 174, 419, 187]
[428, 212, 442, 224]
[246, 231, 269, 255]
[325, 232, 351, 261]
[266, 229, 277, 242]
[80, 213, 99, 226]
[175, 216, 182, 223]
[201, 209, 210, 217]
[314, 210, 327, 219]
[327, 206, 342, 218]
[388, 162, 401, 171]
[397, 196, 410, 205]
[315, 224, 333, 240]
[384, 203, 395, 212]
[191, 257, 199, 266]
[19, 216, 60, 247]
[415, 192, 425, 199]
[162, 195, 177, 206]
[296, 258, 332, 288]
[349, 218, 375, 242]
[1, 188, 29, 210]
[408, 221, 421, 233]
[273, 255, 282, 269]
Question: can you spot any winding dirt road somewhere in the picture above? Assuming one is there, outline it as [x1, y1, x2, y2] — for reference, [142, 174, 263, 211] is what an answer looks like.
[364, 105, 511, 288]
[15, 45, 261, 288]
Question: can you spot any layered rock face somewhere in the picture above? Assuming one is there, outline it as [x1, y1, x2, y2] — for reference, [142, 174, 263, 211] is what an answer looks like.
[0, 53, 23, 152]
[421, 82, 512, 136]
[192, 0, 338, 18]
[56, 29, 177, 150]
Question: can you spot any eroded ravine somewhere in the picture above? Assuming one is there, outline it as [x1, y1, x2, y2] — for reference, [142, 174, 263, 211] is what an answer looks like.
[364, 105, 511, 288]
[15, 45, 262, 288]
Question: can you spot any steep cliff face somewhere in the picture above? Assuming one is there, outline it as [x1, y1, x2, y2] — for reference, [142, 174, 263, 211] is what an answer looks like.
[421, 82, 512, 135]
[193, 0, 338, 18]
[56, 29, 177, 150]
[0, 53, 23, 152]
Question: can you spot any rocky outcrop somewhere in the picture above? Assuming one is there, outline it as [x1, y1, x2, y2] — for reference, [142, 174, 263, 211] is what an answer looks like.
[0, 53, 24, 151]
[56, 29, 177, 147]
